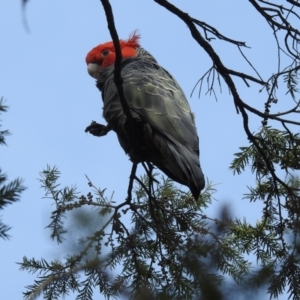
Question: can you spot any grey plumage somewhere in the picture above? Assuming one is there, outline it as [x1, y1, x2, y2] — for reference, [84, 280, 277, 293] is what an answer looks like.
[92, 48, 205, 200]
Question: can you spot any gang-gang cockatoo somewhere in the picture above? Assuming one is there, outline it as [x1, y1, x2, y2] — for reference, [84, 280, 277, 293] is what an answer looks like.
[85, 33, 205, 200]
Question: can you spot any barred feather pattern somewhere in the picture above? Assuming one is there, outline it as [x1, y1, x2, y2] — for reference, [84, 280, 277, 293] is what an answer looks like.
[96, 48, 205, 200]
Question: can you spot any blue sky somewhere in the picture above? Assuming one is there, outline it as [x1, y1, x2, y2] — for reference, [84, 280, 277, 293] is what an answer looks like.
[1, 0, 287, 299]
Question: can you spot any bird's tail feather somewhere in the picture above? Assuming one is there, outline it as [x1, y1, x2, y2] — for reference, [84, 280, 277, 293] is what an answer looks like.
[151, 132, 205, 200]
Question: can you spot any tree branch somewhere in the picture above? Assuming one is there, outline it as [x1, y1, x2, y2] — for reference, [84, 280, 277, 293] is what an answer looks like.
[99, 0, 134, 125]
[154, 0, 299, 193]
[287, 0, 300, 7]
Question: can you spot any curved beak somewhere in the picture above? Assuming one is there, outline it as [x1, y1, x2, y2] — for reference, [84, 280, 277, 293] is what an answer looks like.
[87, 63, 100, 79]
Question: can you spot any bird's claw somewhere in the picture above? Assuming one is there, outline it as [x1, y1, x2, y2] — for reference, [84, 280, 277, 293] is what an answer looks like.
[85, 121, 111, 137]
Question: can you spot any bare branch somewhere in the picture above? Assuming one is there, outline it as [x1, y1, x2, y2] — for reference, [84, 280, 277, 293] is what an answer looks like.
[191, 18, 249, 47]
[154, 0, 299, 194]
[287, 0, 300, 7]
[100, 0, 134, 125]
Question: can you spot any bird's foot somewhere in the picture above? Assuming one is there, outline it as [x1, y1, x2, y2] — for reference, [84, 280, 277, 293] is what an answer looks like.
[85, 121, 111, 137]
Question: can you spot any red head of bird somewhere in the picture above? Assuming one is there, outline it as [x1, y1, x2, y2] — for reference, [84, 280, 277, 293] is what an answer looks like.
[86, 33, 140, 81]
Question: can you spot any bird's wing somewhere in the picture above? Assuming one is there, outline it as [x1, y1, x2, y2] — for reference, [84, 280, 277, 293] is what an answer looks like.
[101, 58, 204, 198]
[121, 58, 199, 153]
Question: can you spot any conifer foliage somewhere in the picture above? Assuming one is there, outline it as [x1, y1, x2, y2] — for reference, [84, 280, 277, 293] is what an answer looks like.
[0, 98, 26, 240]
[19, 1, 300, 299]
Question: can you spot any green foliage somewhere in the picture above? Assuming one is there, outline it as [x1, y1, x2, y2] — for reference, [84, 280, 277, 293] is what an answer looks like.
[39, 166, 79, 243]
[230, 125, 300, 300]
[0, 98, 26, 239]
[18, 1, 300, 299]
[284, 69, 299, 101]
[231, 126, 300, 176]
[0, 98, 10, 146]
[20, 167, 257, 299]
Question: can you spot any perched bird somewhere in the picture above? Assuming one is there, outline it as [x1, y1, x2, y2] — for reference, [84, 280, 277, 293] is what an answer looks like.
[85, 33, 205, 200]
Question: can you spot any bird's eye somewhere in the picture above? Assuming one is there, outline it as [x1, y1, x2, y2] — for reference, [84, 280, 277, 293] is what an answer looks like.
[102, 50, 109, 57]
